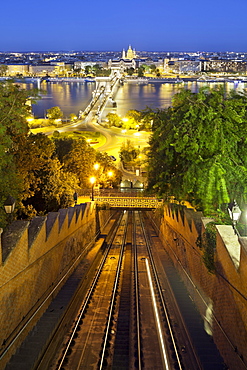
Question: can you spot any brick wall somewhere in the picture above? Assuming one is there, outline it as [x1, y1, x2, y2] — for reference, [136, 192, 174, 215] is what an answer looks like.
[0, 202, 112, 360]
[155, 204, 247, 369]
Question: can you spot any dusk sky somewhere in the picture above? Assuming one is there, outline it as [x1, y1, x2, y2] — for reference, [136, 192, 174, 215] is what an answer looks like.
[1, 0, 247, 52]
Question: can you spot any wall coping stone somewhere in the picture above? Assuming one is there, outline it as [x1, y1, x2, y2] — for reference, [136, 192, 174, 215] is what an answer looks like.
[216, 225, 241, 269]
[2, 221, 29, 263]
[58, 208, 67, 230]
[201, 217, 215, 227]
[67, 207, 75, 226]
[46, 212, 59, 239]
[28, 216, 46, 249]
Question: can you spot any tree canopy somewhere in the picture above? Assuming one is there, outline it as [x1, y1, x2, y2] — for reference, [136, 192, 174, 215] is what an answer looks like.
[46, 106, 63, 120]
[0, 81, 121, 227]
[0, 81, 39, 225]
[148, 86, 247, 214]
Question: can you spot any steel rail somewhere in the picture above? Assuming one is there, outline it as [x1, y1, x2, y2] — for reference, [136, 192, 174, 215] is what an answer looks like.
[139, 211, 183, 370]
[132, 211, 143, 370]
[56, 211, 124, 370]
[98, 211, 129, 369]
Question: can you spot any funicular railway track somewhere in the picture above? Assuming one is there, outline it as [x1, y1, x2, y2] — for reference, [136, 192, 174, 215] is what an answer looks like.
[40, 210, 201, 370]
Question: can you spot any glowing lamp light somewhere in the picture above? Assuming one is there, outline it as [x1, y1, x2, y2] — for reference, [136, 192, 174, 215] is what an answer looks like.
[90, 176, 96, 185]
[26, 117, 34, 122]
[4, 196, 16, 214]
[228, 200, 241, 222]
[228, 200, 241, 234]
[90, 177, 96, 201]
[94, 163, 99, 170]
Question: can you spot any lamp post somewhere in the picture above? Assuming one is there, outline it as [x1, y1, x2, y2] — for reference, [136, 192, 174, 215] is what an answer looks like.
[4, 195, 16, 224]
[108, 171, 113, 188]
[90, 177, 96, 201]
[228, 200, 241, 234]
[4, 195, 16, 214]
[73, 191, 78, 206]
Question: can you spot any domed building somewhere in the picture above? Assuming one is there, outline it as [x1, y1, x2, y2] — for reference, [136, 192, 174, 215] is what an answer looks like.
[108, 45, 138, 72]
[122, 45, 137, 60]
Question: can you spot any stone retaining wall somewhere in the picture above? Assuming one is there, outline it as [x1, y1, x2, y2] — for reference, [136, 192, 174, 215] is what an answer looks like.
[155, 204, 247, 369]
[0, 202, 112, 361]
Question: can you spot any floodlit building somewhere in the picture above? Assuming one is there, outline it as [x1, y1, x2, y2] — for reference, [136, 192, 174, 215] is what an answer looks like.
[6, 64, 29, 76]
[108, 45, 138, 71]
[29, 64, 55, 76]
[164, 59, 201, 74]
[202, 59, 247, 73]
[122, 45, 137, 60]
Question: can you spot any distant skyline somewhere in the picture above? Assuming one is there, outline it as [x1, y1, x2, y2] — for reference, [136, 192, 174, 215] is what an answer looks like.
[1, 0, 247, 52]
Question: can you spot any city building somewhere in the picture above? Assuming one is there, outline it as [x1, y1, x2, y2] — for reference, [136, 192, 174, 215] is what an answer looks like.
[108, 45, 138, 72]
[164, 59, 201, 74]
[202, 59, 247, 73]
[122, 45, 137, 60]
[6, 64, 29, 76]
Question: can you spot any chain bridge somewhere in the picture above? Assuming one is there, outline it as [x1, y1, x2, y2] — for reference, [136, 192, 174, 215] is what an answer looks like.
[82, 68, 124, 122]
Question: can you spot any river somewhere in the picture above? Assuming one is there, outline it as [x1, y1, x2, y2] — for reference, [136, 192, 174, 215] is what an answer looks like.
[20, 79, 247, 119]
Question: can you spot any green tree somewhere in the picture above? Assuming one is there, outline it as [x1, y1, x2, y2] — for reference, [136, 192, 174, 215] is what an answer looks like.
[16, 133, 55, 199]
[61, 138, 96, 188]
[120, 140, 139, 163]
[148, 86, 247, 214]
[126, 67, 134, 76]
[106, 113, 122, 127]
[23, 158, 78, 214]
[126, 109, 142, 123]
[150, 64, 157, 74]
[0, 81, 39, 226]
[16, 133, 78, 217]
[139, 107, 156, 131]
[70, 113, 77, 122]
[84, 65, 92, 75]
[94, 152, 122, 188]
[137, 67, 144, 77]
[46, 106, 63, 120]
[0, 65, 8, 76]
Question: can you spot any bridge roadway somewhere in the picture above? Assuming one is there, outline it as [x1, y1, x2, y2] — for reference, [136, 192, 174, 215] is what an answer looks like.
[82, 69, 123, 123]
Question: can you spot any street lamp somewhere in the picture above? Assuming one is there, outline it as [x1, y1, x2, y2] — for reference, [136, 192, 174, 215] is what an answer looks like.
[228, 200, 242, 234]
[4, 195, 16, 224]
[108, 171, 113, 188]
[73, 191, 78, 206]
[4, 195, 16, 214]
[94, 163, 100, 171]
[90, 177, 96, 201]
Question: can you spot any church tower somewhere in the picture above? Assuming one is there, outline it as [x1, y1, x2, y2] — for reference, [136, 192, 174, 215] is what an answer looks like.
[126, 45, 134, 60]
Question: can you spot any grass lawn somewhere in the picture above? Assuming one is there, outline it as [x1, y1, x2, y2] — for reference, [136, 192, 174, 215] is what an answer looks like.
[53, 130, 106, 147]
[29, 120, 106, 147]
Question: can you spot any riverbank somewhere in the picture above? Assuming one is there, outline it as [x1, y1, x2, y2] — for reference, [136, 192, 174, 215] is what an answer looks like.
[3, 75, 247, 85]
[124, 76, 247, 83]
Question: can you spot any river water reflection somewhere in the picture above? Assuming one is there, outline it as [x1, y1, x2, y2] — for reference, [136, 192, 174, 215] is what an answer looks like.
[23, 79, 247, 119]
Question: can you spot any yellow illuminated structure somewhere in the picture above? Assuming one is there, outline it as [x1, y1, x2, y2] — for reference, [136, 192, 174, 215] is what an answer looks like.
[122, 45, 137, 60]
